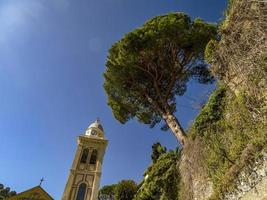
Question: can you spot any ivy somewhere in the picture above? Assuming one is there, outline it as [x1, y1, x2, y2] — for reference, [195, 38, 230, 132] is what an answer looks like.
[192, 86, 226, 137]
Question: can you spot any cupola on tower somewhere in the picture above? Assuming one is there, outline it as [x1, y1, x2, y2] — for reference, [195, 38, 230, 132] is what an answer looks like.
[62, 119, 108, 200]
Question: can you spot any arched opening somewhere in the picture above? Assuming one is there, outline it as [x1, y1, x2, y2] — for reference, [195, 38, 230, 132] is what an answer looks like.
[80, 148, 89, 164]
[89, 149, 97, 165]
[76, 183, 87, 200]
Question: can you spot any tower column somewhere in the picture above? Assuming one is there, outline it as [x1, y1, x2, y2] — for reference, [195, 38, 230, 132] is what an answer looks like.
[62, 120, 108, 200]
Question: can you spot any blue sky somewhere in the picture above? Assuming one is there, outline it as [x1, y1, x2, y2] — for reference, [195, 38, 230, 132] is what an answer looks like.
[0, 0, 227, 199]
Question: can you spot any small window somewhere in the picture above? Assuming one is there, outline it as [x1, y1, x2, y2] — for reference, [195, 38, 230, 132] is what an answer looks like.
[80, 148, 89, 164]
[89, 150, 97, 165]
[76, 183, 87, 200]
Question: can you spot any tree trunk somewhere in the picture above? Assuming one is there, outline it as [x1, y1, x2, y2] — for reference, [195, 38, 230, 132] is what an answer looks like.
[162, 113, 187, 146]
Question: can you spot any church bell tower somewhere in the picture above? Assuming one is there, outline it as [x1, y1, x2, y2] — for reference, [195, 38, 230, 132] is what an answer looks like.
[62, 119, 108, 200]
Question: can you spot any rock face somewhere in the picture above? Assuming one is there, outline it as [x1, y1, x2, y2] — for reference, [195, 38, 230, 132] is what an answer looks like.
[241, 178, 267, 200]
[210, 0, 267, 97]
[179, 139, 213, 200]
[180, 154, 213, 200]
[179, 0, 267, 199]
[191, 176, 213, 200]
[224, 153, 267, 200]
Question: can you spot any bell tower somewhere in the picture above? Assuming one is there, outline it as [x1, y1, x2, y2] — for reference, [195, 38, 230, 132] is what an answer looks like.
[62, 119, 108, 200]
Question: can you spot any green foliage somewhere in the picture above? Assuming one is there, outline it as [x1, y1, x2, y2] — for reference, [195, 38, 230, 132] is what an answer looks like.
[98, 184, 116, 200]
[135, 148, 181, 200]
[225, 0, 235, 19]
[115, 180, 138, 200]
[220, 0, 235, 30]
[189, 84, 267, 199]
[99, 181, 138, 200]
[204, 39, 219, 65]
[151, 142, 167, 163]
[0, 183, 16, 200]
[186, 0, 267, 197]
[192, 86, 226, 137]
[104, 12, 217, 129]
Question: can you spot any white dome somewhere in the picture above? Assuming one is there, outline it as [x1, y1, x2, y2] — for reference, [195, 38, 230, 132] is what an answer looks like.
[85, 119, 104, 137]
[88, 119, 104, 131]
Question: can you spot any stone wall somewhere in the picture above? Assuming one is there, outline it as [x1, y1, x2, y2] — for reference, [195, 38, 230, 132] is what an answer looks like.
[224, 152, 267, 200]
[210, 0, 267, 96]
[179, 0, 267, 199]
[179, 139, 213, 200]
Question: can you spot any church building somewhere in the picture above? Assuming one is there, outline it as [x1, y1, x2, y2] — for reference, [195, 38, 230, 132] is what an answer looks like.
[7, 185, 53, 200]
[62, 119, 108, 200]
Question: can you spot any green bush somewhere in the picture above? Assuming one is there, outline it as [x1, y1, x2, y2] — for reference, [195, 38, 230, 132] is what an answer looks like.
[115, 180, 138, 200]
[192, 85, 226, 137]
[135, 150, 181, 200]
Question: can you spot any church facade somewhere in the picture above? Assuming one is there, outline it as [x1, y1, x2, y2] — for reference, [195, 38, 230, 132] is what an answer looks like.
[62, 120, 108, 200]
[7, 186, 53, 200]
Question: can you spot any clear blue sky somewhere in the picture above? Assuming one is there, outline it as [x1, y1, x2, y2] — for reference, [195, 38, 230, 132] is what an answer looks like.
[0, 0, 227, 199]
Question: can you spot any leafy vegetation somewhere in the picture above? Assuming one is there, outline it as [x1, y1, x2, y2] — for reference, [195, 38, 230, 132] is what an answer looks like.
[104, 12, 217, 146]
[98, 184, 116, 200]
[221, 0, 235, 29]
[185, 0, 267, 198]
[191, 85, 226, 137]
[186, 81, 266, 198]
[0, 183, 16, 200]
[98, 143, 181, 200]
[135, 144, 181, 200]
[98, 180, 138, 200]
[115, 180, 138, 200]
[151, 142, 167, 163]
